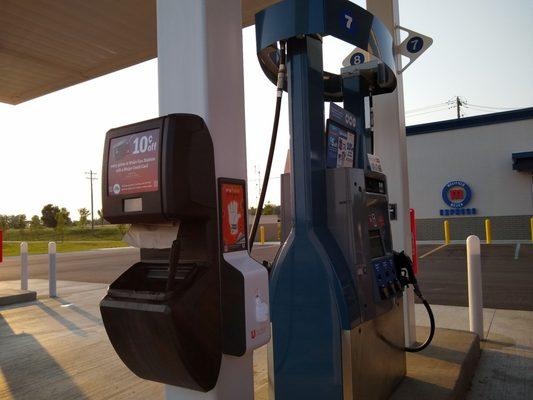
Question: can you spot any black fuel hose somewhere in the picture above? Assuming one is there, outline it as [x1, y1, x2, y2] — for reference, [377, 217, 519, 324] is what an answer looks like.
[249, 41, 286, 251]
[404, 285, 435, 352]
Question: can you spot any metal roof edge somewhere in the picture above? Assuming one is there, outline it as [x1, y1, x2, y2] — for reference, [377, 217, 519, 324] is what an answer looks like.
[406, 107, 533, 136]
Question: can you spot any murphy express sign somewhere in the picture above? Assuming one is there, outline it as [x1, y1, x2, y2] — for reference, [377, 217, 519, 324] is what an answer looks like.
[440, 181, 477, 216]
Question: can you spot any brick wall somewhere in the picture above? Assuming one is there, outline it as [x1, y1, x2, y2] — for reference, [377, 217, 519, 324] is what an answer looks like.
[415, 215, 532, 241]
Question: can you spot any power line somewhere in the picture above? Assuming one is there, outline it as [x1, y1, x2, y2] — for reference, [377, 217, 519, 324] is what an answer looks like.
[405, 102, 448, 114]
[406, 98, 523, 120]
[406, 106, 452, 118]
[465, 103, 517, 111]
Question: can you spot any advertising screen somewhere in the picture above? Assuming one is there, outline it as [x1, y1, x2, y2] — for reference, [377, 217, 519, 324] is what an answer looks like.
[326, 120, 355, 168]
[108, 129, 160, 196]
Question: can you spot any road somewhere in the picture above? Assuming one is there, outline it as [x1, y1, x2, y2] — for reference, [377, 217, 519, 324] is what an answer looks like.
[0, 248, 140, 283]
[1, 243, 531, 310]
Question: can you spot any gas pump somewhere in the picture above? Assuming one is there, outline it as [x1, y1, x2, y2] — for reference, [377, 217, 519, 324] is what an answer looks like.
[254, 0, 435, 399]
[99, 114, 270, 395]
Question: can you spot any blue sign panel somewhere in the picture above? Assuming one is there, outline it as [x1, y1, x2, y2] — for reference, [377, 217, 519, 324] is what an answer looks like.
[350, 52, 365, 65]
[329, 103, 357, 131]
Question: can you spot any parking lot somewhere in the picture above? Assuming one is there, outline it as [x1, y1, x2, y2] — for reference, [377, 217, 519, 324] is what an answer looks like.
[1, 242, 531, 311]
[253, 243, 533, 311]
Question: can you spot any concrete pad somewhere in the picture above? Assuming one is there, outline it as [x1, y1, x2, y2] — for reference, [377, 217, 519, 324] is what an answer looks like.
[415, 303, 533, 399]
[415, 303, 497, 339]
[2, 279, 529, 400]
[0, 288, 36, 306]
[467, 309, 533, 399]
[391, 327, 480, 400]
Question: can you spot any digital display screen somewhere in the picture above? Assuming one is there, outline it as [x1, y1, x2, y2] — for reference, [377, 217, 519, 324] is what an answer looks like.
[369, 229, 385, 259]
[108, 129, 160, 196]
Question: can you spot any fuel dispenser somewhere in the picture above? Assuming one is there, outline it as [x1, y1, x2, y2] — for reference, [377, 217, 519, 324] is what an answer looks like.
[99, 114, 270, 394]
[254, 0, 434, 399]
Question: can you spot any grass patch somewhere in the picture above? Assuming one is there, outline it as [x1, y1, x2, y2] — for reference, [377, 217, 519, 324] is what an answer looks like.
[2, 241, 129, 257]
[2, 225, 128, 242]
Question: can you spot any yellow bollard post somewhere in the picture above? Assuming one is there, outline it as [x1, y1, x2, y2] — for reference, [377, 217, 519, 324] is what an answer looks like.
[260, 226, 265, 245]
[277, 222, 281, 241]
[444, 220, 450, 245]
[485, 219, 492, 244]
[530, 217, 533, 243]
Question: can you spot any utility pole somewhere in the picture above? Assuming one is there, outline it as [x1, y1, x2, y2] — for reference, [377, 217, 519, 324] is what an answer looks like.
[85, 170, 98, 230]
[454, 96, 468, 119]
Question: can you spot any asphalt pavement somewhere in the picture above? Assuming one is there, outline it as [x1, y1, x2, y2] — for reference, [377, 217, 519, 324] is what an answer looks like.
[0, 247, 140, 283]
[416, 243, 533, 311]
[1, 242, 531, 310]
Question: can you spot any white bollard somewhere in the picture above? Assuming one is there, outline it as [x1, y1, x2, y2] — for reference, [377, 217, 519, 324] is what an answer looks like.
[20, 242, 28, 290]
[48, 242, 57, 298]
[466, 235, 483, 339]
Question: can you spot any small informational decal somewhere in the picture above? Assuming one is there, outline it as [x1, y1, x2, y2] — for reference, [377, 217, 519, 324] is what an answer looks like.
[367, 154, 383, 172]
[219, 179, 247, 252]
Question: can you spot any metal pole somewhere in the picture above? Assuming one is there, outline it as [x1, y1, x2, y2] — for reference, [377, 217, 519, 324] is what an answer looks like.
[20, 242, 28, 290]
[48, 241, 57, 297]
[466, 235, 483, 339]
[484, 219, 492, 244]
[410, 208, 418, 274]
[86, 170, 97, 230]
[444, 220, 450, 244]
[90, 170, 94, 230]
[260, 226, 265, 245]
[514, 243, 521, 260]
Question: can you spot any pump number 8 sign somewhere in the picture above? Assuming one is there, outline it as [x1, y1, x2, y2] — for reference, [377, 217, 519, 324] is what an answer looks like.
[350, 52, 365, 65]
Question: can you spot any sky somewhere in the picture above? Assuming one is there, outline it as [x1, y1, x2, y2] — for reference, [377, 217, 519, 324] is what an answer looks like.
[0, 0, 532, 220]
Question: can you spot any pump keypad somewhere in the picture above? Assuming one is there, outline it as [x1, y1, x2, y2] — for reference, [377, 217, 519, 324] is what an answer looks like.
[372, 257, 400, 300]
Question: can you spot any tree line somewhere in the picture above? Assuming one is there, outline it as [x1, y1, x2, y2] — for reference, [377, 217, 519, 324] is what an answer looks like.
[0, 204, 106, 231]
[248, 202, 281, 216]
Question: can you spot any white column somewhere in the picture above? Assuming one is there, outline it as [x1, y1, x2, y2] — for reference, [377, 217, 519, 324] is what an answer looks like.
[366, 0, 417, 346]
[157, 0, 253, 399]
[158, 0, 247, 181]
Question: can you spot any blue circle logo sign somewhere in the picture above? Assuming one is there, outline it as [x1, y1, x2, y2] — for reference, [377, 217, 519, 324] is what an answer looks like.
[442, 181, 472, 208]
[350, 52, 365, 65]
[407, 36, 424, 54]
